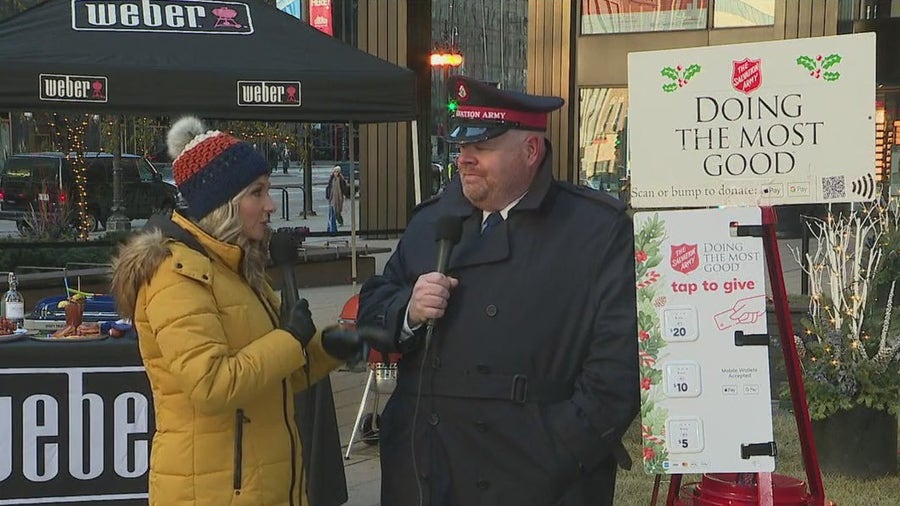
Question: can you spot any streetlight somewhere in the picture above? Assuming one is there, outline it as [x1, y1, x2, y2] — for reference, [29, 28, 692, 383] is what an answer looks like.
[430, 50, 463, 177]
[429, 53, 463, 67]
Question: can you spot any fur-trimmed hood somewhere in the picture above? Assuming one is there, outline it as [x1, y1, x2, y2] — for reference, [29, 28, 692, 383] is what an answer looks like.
[111, 229, 170, 319]
[111, 213, 247, 319]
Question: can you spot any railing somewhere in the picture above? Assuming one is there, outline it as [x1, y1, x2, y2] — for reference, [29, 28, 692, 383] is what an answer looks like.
[270, 184, 305, 220]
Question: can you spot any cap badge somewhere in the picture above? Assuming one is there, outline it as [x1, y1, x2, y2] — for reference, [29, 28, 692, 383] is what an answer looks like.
[457, 83, 469, 101]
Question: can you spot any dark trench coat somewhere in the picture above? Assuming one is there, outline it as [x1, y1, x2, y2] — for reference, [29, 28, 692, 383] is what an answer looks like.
[358, 150, 640, 506]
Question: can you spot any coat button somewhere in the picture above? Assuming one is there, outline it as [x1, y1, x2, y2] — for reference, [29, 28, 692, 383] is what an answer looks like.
[428, 413, 440, 426]
[485, 304, 498, 317]
[475, 420, 488, 432]
[476, 479, 491, 490]
[431, 356, 441, 369]
[475, 364, 491, 374]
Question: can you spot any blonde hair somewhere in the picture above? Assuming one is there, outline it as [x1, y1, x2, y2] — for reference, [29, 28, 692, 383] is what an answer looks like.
[196, 185, 270, 292]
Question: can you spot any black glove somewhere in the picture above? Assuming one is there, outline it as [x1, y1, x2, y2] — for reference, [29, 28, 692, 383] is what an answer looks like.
[321, 326, 391, 362]
[281, 299, 316, 348]
[321, 327, 362, 361]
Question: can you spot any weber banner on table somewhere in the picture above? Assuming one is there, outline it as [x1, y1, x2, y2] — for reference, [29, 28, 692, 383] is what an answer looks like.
[0, 366, 153, 505]
[628, 33, 875, 209]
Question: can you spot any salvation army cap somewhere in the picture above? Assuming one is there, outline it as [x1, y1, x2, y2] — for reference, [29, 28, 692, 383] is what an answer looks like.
[445, 75, 565, 144]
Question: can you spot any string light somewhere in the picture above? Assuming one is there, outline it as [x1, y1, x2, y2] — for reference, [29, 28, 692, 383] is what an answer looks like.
[52, 113, 91, 240]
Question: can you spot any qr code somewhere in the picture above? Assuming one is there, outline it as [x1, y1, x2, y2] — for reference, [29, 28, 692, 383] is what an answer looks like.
[822, 176, 845, 199]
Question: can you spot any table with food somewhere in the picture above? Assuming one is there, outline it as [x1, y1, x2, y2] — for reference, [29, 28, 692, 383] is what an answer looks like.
[0, 291, 149, 505]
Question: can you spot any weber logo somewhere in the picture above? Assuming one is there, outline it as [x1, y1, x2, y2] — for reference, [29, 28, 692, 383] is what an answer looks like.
[39, 74, 108, 103]
[71, 0, 254, 34]
[0, 367, 152, 503]
[237, 81, 301, 107]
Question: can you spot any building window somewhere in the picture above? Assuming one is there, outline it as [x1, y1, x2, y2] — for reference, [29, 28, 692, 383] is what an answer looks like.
[858, 0, 900, 19]
[713, 0, 775, 28]
[581, 0, 709, 35]
[579, 87, 628, 198]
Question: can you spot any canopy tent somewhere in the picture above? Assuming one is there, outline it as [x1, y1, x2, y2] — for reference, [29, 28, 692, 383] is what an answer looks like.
[0, 0, 416, 121]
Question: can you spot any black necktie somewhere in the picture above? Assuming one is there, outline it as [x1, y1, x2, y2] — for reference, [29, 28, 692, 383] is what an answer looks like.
[481, 212, 503, 236]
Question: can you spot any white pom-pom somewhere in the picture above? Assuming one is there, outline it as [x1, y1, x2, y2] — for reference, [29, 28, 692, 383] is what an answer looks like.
[167, 116, 207, 160]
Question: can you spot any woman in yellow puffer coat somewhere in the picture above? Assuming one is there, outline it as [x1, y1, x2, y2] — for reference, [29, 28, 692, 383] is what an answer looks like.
[111, 117, 351, 506]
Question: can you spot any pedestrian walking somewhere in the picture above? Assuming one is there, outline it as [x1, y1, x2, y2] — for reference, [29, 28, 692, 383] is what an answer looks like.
[325, 165, 349, 232]
[269, 141, 281, 173]
[110, 116, 361, 506]
[358, 76, 640, 506]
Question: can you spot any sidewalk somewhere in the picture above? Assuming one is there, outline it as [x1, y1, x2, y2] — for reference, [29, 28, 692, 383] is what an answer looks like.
[303, 282, 384, 506]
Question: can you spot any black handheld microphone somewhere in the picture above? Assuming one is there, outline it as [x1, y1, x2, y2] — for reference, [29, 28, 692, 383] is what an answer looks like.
[427, 215, 464, 332]
[269, 231, 300, 312]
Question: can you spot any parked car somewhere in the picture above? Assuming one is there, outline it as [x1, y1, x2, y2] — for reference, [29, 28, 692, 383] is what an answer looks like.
[151, 161, 188, 210]
[0, 152, 178, 233]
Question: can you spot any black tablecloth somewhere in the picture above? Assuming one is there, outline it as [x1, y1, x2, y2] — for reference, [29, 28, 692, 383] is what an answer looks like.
[0, 336, 347, 506]
[0, 335, 150, 505]
[1, 333, 143, 367]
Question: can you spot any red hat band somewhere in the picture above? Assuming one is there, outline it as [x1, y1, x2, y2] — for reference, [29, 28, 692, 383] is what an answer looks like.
[455, 105, 548, 130]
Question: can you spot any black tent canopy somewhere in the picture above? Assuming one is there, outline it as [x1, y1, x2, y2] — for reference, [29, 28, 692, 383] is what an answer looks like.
[0, 0, 417, 122]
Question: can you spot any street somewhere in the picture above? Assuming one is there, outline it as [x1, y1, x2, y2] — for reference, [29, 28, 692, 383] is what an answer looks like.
[0, 162, 353, 237]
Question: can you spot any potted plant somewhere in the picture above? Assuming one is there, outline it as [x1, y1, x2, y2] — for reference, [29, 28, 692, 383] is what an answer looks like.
[792, 205, 900, 478]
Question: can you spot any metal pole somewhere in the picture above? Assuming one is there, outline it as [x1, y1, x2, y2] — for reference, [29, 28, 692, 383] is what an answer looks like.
[106, 115, 130, 231]
[443, 65, 450, 174]
[412, 120, 422, 205]
[301, 124, 315, 216]
[760, 207, 825, 506]
[349, 121, 358, 287]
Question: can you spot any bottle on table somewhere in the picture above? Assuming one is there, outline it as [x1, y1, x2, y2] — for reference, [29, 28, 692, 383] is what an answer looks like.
[2, 272, 25, 330]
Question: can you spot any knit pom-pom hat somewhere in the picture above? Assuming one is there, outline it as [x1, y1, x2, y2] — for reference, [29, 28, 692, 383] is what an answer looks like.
[166, 116, 268, 220]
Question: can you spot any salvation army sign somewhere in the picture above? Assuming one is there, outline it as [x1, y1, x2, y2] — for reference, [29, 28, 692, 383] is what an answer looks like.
[627, 33, 875, 208]
[635, 208, 775, 474]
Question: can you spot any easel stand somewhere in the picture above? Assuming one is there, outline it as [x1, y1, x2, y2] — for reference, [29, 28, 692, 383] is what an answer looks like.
[662, 207, 825, 506]
[344, 359, 396, 459]
[344, 366, 379, 459]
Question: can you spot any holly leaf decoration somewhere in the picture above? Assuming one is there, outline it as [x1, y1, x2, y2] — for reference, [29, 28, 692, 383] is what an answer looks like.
[821, 54, 842, 69]
[823, 71, 840, 82]
[662, 82, 678, 93]
[683, 64, 701, 80]
[661, 67, 678, 81]
[796, 55, 816, 71]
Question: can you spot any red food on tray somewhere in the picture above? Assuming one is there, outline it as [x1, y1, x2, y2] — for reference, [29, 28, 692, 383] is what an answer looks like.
[0, 317, 17, 335]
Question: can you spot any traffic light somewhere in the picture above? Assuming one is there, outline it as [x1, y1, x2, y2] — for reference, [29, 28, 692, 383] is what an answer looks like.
[447, 99, 458, 113]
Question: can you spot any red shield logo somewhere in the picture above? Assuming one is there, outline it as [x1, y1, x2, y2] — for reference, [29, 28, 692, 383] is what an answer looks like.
[670, 244, 699, 274]
[732, 58, 762, 95]
[456, 83, 469, 102]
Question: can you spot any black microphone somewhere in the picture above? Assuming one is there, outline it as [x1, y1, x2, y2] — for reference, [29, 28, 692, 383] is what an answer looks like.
[269, 231, 299, 311]
[427, 215, 464, 331]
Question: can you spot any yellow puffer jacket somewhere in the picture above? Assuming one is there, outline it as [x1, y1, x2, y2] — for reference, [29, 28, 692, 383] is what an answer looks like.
[112, 213, 342, 506]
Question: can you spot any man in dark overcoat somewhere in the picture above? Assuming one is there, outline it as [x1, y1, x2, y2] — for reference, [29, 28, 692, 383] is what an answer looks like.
[358, 76, 640, 506]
